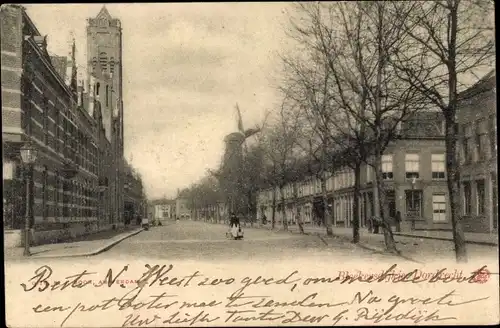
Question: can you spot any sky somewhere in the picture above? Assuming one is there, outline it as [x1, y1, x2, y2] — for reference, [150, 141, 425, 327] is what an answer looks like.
[25, 3, 294, 200]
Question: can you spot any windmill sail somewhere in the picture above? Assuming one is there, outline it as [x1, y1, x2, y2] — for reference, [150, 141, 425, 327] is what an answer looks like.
[235, 103, 244, 134]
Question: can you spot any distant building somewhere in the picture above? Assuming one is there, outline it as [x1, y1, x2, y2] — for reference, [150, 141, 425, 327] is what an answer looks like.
[175, 198, 191, 219]
[457, 70, 497, 233]
[149, 198, 175, 223]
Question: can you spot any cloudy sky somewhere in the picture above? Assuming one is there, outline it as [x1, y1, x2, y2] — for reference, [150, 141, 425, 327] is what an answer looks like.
[25, 3, 294, 199]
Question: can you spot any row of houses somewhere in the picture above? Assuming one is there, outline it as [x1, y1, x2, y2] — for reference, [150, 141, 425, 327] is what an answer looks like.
[255, 71, 497, 234]
[2, 5, 145, 246]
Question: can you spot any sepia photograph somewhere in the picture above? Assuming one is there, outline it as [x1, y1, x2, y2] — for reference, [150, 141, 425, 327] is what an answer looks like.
[2, 2, 498, 327]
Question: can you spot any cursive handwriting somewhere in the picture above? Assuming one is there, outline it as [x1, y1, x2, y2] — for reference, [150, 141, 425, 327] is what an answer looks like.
[20, 265, 131, 292]
[21, 265, 95, 292]
[355, 307, 456, 324]
[226, 291, 348, 309]
[229, 271, 301, 297]
[351, 289, 489, 312]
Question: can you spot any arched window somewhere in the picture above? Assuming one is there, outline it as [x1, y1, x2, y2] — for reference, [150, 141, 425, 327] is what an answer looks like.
[99, 52, 108, 71]
[96, 82, 100, 96]
[106, 85, 109, 107]
[109, 57, 115, 74]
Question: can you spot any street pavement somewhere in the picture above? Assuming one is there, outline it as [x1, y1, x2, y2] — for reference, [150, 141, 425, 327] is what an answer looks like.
[98, 220, 402, 265]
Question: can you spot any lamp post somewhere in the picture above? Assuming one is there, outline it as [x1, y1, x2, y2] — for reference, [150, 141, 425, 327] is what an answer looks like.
[20, 141, 38, 256]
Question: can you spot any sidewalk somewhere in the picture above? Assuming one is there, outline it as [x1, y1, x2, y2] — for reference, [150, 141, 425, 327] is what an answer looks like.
[284, 225, 498, 246]
[4, 226, 144, 261]
[209, 221, 498, 246]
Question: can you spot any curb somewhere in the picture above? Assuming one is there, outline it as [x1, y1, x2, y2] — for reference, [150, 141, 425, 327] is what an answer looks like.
[393, 233, 498, 247]
[314, 232, 423, 264]
[31, 228, 145, 259]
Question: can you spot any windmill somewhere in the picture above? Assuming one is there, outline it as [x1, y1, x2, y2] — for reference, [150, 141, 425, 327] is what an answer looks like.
[235, 103, 261, 156]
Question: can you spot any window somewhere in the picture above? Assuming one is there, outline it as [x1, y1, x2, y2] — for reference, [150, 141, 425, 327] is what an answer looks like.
[96, 82, 100, 96]
[405, 190, 422, 217]
[463, 125, 473, 163]
[431, 154, 446, 179]
[463, 181, 472, 215]
[54, 172, 59, 218]
[489, 117, 496, 157]
[110, 57, 115, 74]
[106, 85, 109, 107]
[476, 180, 485, 215]
[43, 97, 49, 144]
[366, 165, 373, 182]
[99, 52, 108, 71]
[381, 155, 393, 180]
[405, 153, 420, 179]
[432, 194, 447, 222]
[42, 167, 48, 220]
[475, 120, 488, 161]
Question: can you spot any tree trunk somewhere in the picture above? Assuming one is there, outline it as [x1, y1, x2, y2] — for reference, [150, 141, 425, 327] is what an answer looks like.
[294, 187, 305, 234]
[321, 175, 332, 236]
[321, 139, 333, 236]
[280, 186, 288, 231]
[374, 154, 398, 253]
[445, 118, 467, 262]
[271, 187, 276, 229]
[445, 3, 467, 263]
[352, 162, 361, 243]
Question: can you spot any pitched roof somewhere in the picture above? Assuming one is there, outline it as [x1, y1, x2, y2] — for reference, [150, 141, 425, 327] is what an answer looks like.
[50, 56, 67, 81]
[96, 6, 112, 20]
[458, 69, 496, 101]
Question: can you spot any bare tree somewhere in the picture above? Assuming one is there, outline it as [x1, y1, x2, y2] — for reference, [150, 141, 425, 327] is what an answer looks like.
[284, 2, 429, 252]
[279, 52, 337, 236]
[391, 0, 495, 262]
[259, 101, 303, 231]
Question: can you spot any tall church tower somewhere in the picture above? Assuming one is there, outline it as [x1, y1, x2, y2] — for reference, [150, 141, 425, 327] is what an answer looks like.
[86, 6, 125, 226]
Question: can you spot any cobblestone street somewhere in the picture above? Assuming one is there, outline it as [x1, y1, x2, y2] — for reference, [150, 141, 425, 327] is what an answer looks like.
[97, 221, 401, 264]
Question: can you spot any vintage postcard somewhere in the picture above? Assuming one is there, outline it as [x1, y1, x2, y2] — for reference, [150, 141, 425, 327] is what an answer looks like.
[2, 2, 498, 327]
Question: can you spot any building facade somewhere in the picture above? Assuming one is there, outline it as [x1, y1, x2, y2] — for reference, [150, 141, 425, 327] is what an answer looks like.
[2, 5, 102, 244]
[149, 198, 176, 223]
[123, 160, 147, 224]
[2, 5, 134, 246]
[256, 111, 450, 232]
[457, 71, 497, 233]
[86, 6, 125, 227]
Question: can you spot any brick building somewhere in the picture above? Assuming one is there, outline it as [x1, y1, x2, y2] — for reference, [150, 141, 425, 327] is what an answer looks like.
[86, 6, 126, 228]
[2, 5, 134, 246]
[123, 160, 147, 224]
[256, 111, 449, 232]
[457, 70, 497, 233]
[2, 5, 101, 243]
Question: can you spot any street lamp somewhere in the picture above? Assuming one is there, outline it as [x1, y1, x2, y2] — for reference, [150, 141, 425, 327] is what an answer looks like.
[20, 141, 38, 256]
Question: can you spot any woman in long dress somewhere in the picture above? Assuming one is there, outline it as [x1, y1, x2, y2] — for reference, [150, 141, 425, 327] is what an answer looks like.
[229, 213, 241, 239]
